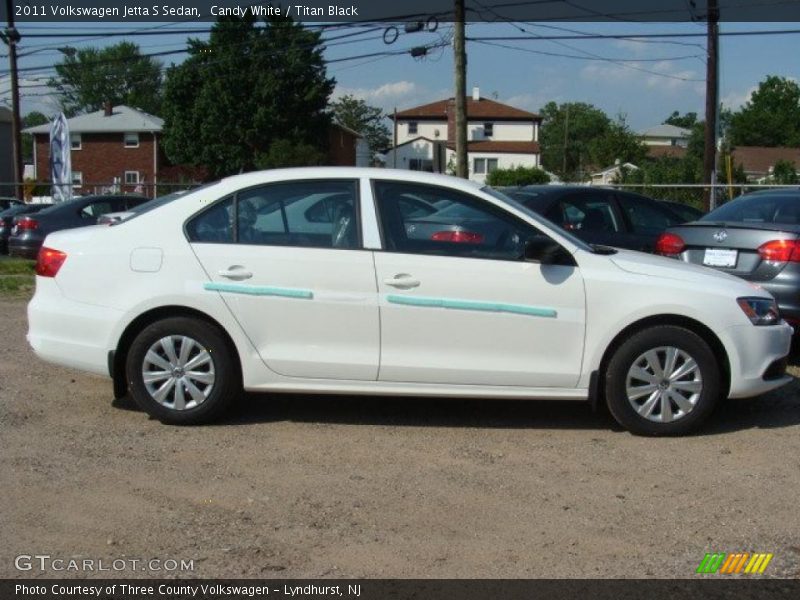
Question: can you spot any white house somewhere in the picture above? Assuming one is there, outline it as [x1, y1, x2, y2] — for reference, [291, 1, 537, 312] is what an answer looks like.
[385, 88, 543, 183]
[590, 160, 639, 185]
[639, 124, 691, 148]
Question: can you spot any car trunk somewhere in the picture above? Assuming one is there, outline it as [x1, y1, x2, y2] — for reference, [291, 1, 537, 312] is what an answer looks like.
[670, 222, 800, 282]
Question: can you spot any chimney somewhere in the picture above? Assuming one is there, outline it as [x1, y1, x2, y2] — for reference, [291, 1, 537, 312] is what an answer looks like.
[104, 101, 113, 117]
[472, 87, 480, 101]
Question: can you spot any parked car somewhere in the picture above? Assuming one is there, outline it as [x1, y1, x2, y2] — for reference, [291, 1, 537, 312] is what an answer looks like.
[659, 200, 705, 222]
[8, 194, 148, 259]
[498, 186, 689, 252]
[27, 169, 792, 435]
[0, 197, 23, 211]
[657, 189, 800, 326]
[0, 204, 49, 254]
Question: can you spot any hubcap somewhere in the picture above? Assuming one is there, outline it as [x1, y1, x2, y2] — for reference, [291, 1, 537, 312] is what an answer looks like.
[625, 346, 703, 423]
[142, 336, 215, 411]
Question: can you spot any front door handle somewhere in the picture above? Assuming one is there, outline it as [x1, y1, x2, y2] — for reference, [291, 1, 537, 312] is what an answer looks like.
[218, 265, 253, 281]
[384, 273, 420, 289]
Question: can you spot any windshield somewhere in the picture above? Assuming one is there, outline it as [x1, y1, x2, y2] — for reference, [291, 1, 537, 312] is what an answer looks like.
[702, 192, 800, 225]
[481, 186, 594, 252]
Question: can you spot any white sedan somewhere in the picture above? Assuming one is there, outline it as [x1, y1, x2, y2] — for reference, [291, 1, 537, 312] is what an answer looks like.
[27, 168, 793, 435]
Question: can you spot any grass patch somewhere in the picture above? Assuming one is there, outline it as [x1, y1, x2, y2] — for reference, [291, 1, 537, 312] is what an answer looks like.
[0, 258, 35, 275]
[0, 274, 34, 295]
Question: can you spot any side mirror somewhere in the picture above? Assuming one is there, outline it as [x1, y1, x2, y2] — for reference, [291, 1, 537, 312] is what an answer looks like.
[523, 237, 573, 265]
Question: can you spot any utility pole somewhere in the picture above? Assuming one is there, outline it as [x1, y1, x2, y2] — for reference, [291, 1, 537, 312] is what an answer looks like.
[453, 0, 468, 178]
[562, 104, 570, 177]
[702, 0, 720, 211]
[2, 0, 23, 200]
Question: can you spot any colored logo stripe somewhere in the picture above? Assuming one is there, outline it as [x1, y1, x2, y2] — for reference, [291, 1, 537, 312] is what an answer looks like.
[696, 553, 773, 574]
[386, 294, 557, 318]
[204, 282, 314, 299]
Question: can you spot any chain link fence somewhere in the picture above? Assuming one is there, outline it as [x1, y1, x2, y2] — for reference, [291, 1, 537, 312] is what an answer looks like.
[1, 181, 204, 202]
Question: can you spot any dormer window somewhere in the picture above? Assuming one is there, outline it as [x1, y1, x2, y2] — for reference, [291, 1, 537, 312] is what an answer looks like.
[124, 132, 139, 148]
[484, 122, 494, 137]
[408, 122, 418, 135]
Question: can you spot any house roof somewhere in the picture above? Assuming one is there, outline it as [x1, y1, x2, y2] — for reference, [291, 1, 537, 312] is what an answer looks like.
[446, 140, 541, 154]
[639, 124, 691, 139]
[646, 146, 688, 159]
[24, 105, 163, 134]
[591, 162, 638, 176]
[731, 146, 800, 175]
[393, 97, 541, 121]
[332, 121, 363, 138]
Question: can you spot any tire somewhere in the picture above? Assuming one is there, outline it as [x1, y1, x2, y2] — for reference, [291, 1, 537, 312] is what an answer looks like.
[604, 325, 722, 436]
[125, 317, 240, 424]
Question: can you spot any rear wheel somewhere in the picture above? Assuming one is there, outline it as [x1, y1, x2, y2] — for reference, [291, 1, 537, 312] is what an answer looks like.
[126, 317, 240, 424]
[604, 325, 722, 436]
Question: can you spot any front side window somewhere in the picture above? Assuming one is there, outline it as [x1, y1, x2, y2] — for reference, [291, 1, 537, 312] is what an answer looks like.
[373, 180, 541, 261]
[549, 193, 621, 232]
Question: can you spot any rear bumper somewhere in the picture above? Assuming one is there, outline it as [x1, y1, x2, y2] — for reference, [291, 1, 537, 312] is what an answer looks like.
[27, 277, 122, 377]
[724, 321, 794, 398]
[8, 238, 41, 259]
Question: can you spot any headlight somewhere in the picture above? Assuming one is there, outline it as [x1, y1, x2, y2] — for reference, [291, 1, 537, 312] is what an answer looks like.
[737, 297, 780, 326]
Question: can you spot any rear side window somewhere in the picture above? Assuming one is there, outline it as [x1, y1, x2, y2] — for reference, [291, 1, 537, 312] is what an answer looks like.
[186, 180, 359, 249]
[550, 193, 621, 232]
[617, 194, 681, 234]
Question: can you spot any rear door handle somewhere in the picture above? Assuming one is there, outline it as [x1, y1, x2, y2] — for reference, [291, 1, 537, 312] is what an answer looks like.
[218, 266, 253, 281]
[384, 274, 420, 289]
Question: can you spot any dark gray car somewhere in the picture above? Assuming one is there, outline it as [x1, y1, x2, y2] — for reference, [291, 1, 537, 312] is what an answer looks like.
[8, 194, 148, 259]
[0, 204, 48, 254]
[658, 189, 800, 325]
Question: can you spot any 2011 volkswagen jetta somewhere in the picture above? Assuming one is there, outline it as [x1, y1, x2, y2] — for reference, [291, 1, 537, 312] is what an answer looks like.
[26, 168, 793, 435]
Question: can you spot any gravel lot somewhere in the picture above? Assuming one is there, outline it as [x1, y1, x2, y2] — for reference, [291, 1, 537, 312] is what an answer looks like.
[1, 294, 799, 579]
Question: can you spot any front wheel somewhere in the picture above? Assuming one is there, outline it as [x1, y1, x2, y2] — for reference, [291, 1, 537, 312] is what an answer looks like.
[125, 317, 240, 424]
[604, 325, 722, 436]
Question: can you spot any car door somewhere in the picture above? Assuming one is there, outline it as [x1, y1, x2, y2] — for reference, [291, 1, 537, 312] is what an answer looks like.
[371, 180, 586, 387]
[188, 179, 380, 380]
[545, 190, 627, 248]
[614, 192, 684, 252]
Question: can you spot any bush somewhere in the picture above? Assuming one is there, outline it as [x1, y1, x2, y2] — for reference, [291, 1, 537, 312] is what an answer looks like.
[486, 166, 550, 186]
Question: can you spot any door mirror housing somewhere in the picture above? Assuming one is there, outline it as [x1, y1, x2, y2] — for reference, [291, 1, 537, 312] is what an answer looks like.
[523, 236, 575, 266]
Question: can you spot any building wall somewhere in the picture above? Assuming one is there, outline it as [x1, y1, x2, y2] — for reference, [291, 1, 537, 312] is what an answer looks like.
[396, 119, 538, 145]
[642, 135, 688, 147]
[395, 121, 447, 145]
[35, 131, 160, 197]
[464, 151, 540, 184]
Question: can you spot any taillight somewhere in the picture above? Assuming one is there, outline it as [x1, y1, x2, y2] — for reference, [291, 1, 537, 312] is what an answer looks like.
[16, 217, 39, 231]
[430, 230, 485, 244]
[655, 232, 685, 256]
[757, 239, 800, 263]
[35, 247, 67, 277]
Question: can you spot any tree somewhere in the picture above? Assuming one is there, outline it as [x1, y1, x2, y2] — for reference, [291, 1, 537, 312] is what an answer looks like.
[48, 42, 162, 116]
[771, 159, 798, 184]
[539, 102, 645, 181]
[330, 95, 390, 154]
[729, 76, 800, 147]
[486, 165, 550, 186]
[21, 111, 49, 162]
[162, 15, 334, 178]
[663, 111, 698, 129]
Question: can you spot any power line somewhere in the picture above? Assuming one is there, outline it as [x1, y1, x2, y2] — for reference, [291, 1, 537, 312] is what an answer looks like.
[466, 28, 800, 42]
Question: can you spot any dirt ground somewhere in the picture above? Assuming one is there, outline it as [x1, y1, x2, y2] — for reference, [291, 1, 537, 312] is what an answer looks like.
[1, 295, 799, 579]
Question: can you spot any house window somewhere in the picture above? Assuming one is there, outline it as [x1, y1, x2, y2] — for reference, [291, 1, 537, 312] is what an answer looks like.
[473, 158, 499, 174]
[71, 171, 82, 187]
[124, 171, 140, 185]
[408, 122, 418, 135]
[124, 132, 140, 148]
[70, 133, 81, 150]
[484, 122, 494, 137]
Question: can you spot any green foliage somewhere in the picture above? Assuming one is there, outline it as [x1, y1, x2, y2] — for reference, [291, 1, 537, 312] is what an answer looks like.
[729, 76, 800, 147]
[21, 111, 49, 162]
[256, 139, 327, 169]
[539, 102, 646, 181]
[48, 42, 162, 116]
[330, 95, 390, 154]
[486, 166, 550, 186]
[663, 111, 698, 129]
[162, 15, 334, 179]
[771, 159, 799, 184]
[0, 259, 35, 275]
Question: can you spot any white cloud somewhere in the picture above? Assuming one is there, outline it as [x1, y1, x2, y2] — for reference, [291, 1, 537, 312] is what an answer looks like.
[580, 60, 702, 94]
[333, 80, 448, 112]
[0, 75, 61, 117]
[721, 85, 757, 110]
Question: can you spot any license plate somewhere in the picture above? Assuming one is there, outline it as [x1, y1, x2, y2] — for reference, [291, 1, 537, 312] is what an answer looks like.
[703, 248, 737, 267]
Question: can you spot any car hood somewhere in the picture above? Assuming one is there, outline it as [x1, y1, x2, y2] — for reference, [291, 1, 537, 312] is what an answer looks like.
[609, 248, 768, 293]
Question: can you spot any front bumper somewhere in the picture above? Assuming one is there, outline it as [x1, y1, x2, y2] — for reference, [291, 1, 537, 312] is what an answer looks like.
[725, 321, 794, 398]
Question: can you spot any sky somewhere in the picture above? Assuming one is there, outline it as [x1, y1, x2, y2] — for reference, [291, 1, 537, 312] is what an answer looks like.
[1, 20, 797, 131]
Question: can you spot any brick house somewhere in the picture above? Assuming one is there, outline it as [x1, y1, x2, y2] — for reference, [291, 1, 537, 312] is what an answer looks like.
[24, 104, 168, 198]
[384, 88, 543, 182]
